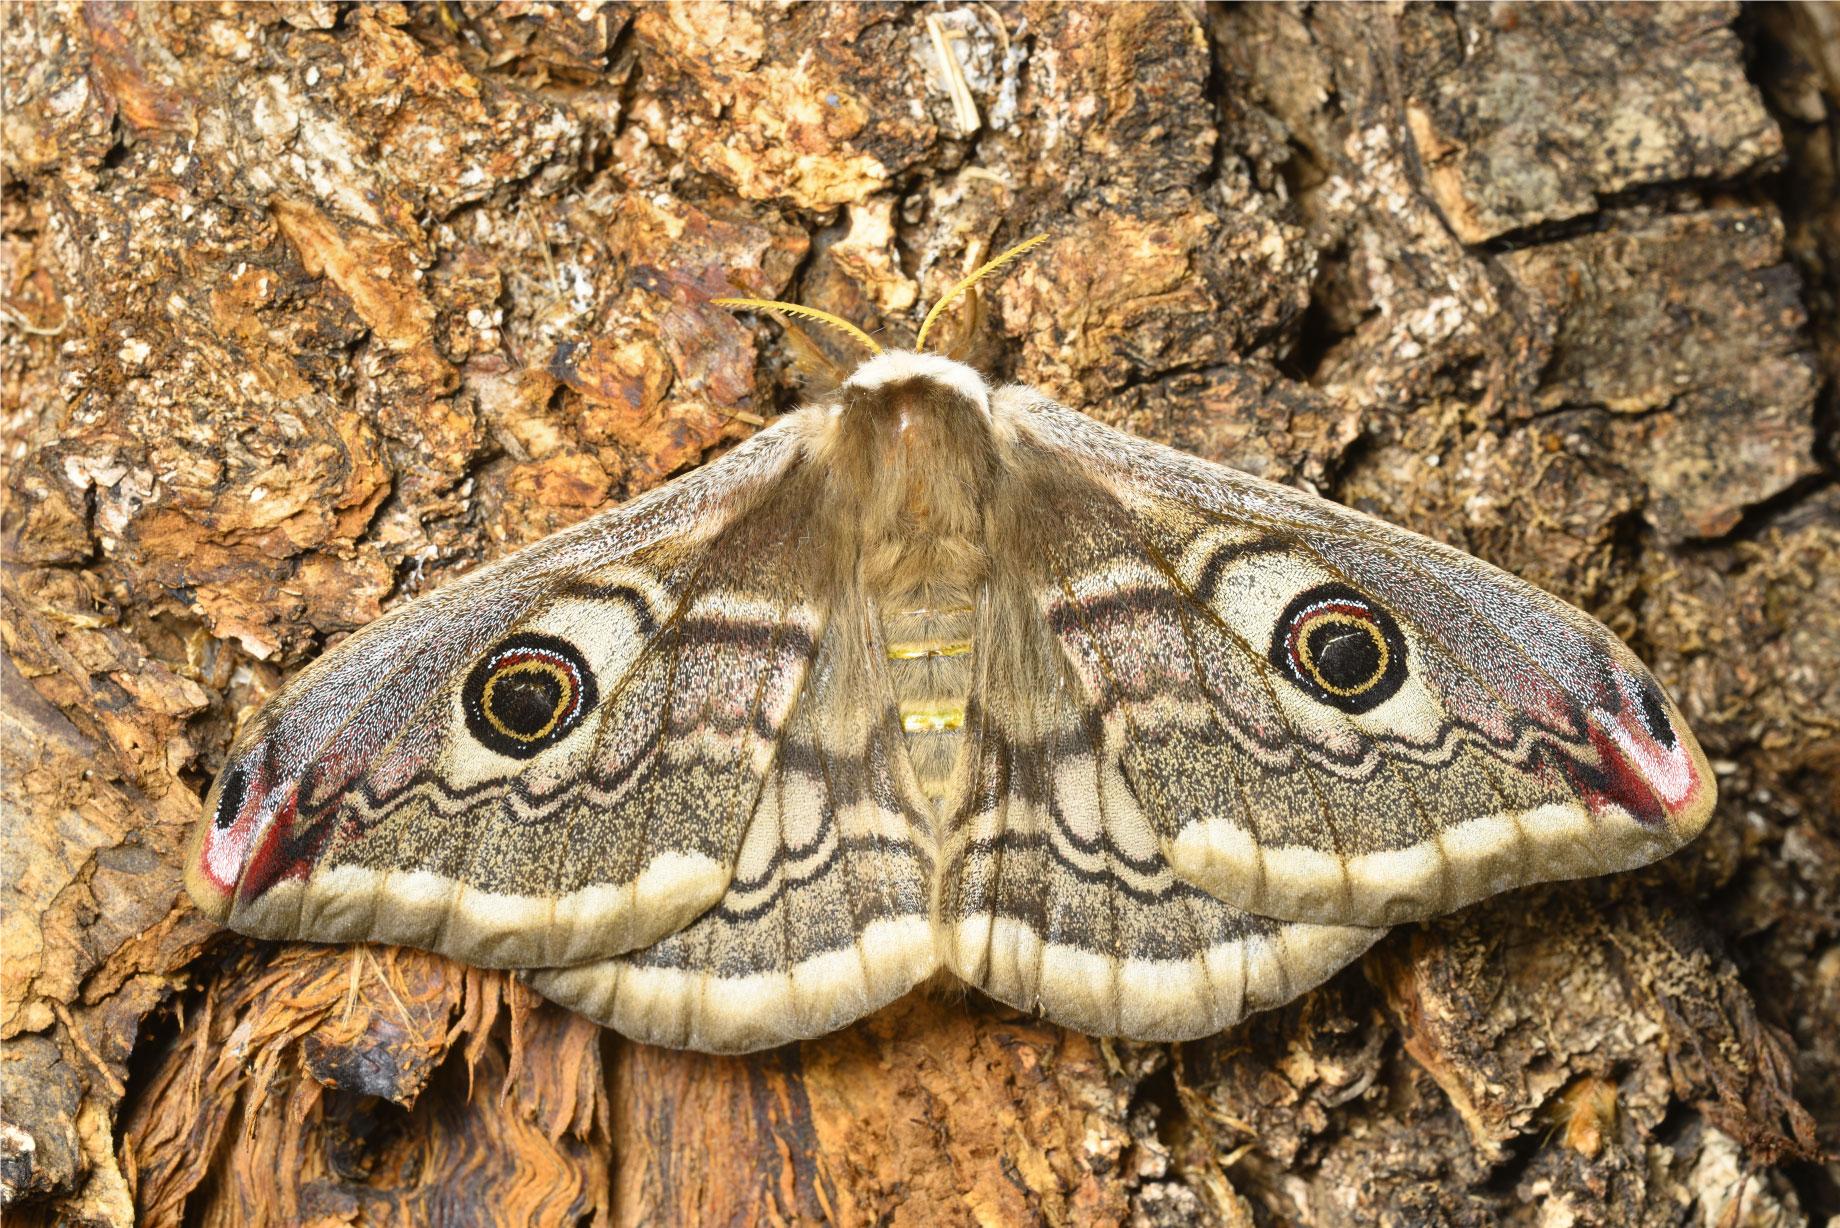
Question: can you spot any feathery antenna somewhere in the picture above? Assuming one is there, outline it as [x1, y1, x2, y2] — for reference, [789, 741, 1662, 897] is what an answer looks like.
[711, 231, 1051, 362]
[914, 233, 1049, 354]
[709, 298, 883, 359]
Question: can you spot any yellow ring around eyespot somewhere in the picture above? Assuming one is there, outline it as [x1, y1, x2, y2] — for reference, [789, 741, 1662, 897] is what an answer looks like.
[1296, 613, 1389, 698]
[481, 659, 575, 742]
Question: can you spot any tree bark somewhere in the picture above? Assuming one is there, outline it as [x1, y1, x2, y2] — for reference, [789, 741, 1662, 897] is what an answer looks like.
[2, 3, 1834, 1225]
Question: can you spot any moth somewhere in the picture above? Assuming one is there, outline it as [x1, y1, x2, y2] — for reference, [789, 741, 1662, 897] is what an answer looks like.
[186, 238, 1715, 1053]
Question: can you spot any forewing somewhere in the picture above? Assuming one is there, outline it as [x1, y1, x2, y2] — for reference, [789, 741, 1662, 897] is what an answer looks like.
[185, 422, 833, 969]
[530, 605, 939, 1052]
[939, 583, 1380, 1041]
[994, 389, 1715, 928]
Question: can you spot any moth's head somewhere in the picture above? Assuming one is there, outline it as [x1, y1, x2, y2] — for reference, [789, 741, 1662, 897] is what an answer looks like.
[838, 350, 992, 418]
[814, 350, 1000, 479]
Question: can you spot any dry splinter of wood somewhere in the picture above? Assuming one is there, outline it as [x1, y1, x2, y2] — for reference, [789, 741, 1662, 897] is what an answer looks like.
[186, 235, 1715, 1054]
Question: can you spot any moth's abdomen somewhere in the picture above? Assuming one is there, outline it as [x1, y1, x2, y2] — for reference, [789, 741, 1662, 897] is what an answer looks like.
[883, 603, 975, 806]
[823, 365, 1002, 812]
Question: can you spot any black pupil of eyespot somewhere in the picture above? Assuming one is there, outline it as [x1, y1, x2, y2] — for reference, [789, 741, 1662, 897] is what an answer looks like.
[1308, 621, 1381, 690]
[493, 670, 566, 737]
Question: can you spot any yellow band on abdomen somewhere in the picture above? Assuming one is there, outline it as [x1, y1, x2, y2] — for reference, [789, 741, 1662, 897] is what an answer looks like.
[887, 638, 974, 661]
[899, 700, 966, 733]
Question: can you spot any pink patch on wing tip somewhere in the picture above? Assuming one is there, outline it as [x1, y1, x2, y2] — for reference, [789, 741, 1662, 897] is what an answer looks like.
[199, 755, 319, 907]
[234, 789, 311, 906]
[1584, 668, 1707, 826]
[200, 762, 261, 893]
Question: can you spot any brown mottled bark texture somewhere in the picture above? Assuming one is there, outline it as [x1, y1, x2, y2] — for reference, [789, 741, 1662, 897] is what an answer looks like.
[3, 3, 1835, 1225]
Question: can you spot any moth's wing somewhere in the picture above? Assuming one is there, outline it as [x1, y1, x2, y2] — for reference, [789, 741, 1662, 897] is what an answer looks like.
[185, 420, 836, 969]
[939, 587, 1381, 1042]
[529, 606, 939, 1052]
[994, 389, 1716, 928]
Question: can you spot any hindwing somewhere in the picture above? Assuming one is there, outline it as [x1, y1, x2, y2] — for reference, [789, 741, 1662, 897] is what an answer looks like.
[530, 604, 939, 1052]
[938, 581, 1381, 1040]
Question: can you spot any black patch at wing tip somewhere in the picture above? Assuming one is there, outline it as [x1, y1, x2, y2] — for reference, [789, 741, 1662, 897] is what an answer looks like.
[1635, 674, 1678, 750]
[214, 763, 249, 830]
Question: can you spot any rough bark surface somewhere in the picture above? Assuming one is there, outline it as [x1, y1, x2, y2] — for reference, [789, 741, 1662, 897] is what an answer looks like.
[2, 3, 1835, 1225]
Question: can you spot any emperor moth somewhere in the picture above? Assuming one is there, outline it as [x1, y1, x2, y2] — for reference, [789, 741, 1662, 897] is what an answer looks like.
[187, 239, 1714, 1053]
